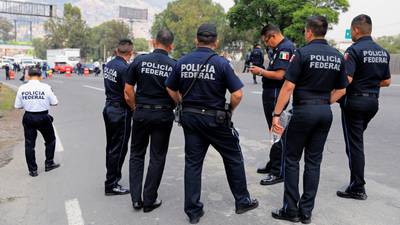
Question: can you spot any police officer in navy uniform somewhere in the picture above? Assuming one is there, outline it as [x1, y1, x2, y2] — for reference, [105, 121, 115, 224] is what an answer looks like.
[270, 16, 348, 224]
[250, 24, 295, 185]
[124, 29, 176, 212]
[103, 39, 134, 196]
[166, 23, 258, 224]
[249, 43, 264, 84]
[337, 14, 391, 200]
[14, 68, 60, 177]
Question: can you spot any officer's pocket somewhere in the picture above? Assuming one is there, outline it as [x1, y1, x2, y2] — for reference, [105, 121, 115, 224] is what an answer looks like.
[160, 111, 174, 123]
[132, 110, 145, 122]
[48, 115, 54, 122]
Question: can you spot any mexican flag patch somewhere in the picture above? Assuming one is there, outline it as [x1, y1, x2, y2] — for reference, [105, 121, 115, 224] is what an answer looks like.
[279, 51, 290, 60]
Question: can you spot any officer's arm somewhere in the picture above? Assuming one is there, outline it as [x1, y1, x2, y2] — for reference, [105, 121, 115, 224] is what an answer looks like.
[230, 89, 243, 111]
[347, 76, 353, 84]
[166, 87, 181, 104]
[274, 80, 295, 115]
[330, 89, 346, 104]
[380, 78, 391, 87]
[259, 69, 285, 80]
[124, 83, 136, 110]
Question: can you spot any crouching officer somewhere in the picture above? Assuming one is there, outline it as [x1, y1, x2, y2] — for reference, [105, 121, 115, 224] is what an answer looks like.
[166, 23, 258, 224]
[250, 24, 295, 185]
[271, 16, 348, 224]
[337, 14, 391, 200]
[103, 39, 134, 195]
[124, 29, 176, 212]
[14, 68, 60, 177]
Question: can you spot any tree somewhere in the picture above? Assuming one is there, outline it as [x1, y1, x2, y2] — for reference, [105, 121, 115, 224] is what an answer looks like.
[227, 0, 349, 46]
[89, 20, 132, 61]
[133, 38, 149, 52]
[44, 3, 91, 57]
[0, 17, 14, 41]
[32, 38, 47, 59]
[151, 0, 226, 58]
[376, 35, 400, 54]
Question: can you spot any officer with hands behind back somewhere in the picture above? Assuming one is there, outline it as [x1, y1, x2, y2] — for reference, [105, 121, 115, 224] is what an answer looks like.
[14, 68, 60, 177]
[124, 29, 176, 212]
[103, 39, 134, 196]
[250, 24, 295, 186]
[165, 23, 258, 224]
[336, 14, 391, 200]
[270, 16, 348, 224]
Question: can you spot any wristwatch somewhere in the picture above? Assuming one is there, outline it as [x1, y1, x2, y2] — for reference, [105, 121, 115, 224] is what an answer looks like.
[272, 111, 281, 117]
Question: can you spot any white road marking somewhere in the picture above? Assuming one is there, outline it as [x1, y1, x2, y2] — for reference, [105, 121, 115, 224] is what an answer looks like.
[251, 91, 262, 95]
[54, 127, 64, 152]
[392, 84, 400, 87]
[83, 85, 104, 92]
[2, 82, 19, 90]
[65, 198, 85, 225]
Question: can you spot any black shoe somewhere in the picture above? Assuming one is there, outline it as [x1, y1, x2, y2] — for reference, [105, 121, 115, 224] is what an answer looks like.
[300, 215, 312, 224]
[235, 199, 259, 214]
[29, 170, 38, 177]
[271, 208, 300, 222]
[257, 166, 270, 174]
[189, 210, 205, 224]
[105, 186, 130, 196]
[260, 174, 283, 185]
[45, 162, 60, 172]
[132, 201, 143, 210]
[337, 190, 367, 200]
[143, 199, 162, 213]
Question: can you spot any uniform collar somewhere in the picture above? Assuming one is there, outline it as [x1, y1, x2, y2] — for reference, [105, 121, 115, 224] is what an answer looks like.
[356, 36, 373, 42]
[28, 79, 40, 82]
[196, 47, 215, 53]
[308, 39, 328, 45]
[274, 38, 287, 50]
[115, 55, 127, 63]
[153, 49, 169, 55]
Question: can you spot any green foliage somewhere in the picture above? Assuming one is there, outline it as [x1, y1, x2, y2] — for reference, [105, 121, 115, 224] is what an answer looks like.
[151, 0, 227, 58]
[376, 35, 400, 54]
[228, 0, 349, 46]
[32, 38, 47, 59]
[0, 17, 14, 41]
[89, 20, 132, 60]
[133, 38, 149, 52]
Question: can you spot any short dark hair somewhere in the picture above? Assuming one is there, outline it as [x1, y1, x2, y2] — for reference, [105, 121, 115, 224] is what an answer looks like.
[117, 38, 133, 55]
[28, 68, 41, 77]
[306, 15, 328, 37]
[197, 35, 217, 45]
[261, 24, 281, 36]
[351, 14, 372, 34]
[156, 29, 174, 46]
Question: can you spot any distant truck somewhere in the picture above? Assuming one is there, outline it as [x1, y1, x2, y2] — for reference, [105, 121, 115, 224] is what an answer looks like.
[46, 48, 80, 72]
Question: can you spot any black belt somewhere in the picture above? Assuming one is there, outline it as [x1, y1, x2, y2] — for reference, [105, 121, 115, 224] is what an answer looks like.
[182, 107, 218, 116]
[350, 93, 378, 98]
[293, 99, 330, 106]
[25, 110, 48, 114]
[107, 101, 125, 107]
[136, 104, 172, 110]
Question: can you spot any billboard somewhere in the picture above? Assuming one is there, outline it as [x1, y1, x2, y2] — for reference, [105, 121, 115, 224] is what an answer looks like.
[119, 6, 148, 21]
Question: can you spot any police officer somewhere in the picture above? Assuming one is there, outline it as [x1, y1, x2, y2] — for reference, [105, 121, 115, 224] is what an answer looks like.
[14, 68, 60, 177]
[270, 16, 348, 224]
[5, 63, 10, 80]
[103, 39, 133, 196]
[250, 24, 295, 185]
[249, 43, 264, 84]
[166, 23, 258, 224]
[337, 14, 391, 200]
[124, 29, 176, 212]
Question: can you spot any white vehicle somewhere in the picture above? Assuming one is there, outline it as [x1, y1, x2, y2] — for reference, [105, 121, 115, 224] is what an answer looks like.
[0, 58, 13, 68]
[20, 58, 36, 69]
[46, 48, 80, 69]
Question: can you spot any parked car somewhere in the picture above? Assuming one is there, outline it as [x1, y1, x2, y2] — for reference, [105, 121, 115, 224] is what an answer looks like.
[0, 59, 13, 69]
[21, 59, 36, 69]
[82, 63, 95, 73]
[54, 62, 74, 73]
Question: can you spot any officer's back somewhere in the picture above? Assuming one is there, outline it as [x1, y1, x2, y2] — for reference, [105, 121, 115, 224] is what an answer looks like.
[250, 44, 264, 67]
[104, 55, 129, 107]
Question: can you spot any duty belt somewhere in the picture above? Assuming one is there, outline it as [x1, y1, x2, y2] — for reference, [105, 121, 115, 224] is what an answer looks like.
[350, 93, 378, 98]
[293, 99, 330, 106]
[182, 107, 218, 116]
[136, 104, 172, 110]
[25, 110, 48, 114]
[107, 101, 125, 107]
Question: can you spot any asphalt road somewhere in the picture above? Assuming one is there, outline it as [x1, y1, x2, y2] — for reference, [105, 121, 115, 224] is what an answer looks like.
[0, 71, 399, 225]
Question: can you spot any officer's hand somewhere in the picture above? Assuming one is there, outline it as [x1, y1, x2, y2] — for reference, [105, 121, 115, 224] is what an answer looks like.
[272, 116, 284, 135]
[249, 66, 262, 75]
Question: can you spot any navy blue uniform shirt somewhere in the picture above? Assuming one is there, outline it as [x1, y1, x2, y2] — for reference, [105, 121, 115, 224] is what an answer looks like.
[264, 38, 296, 89]
[285, 39, 348, 102]
[126, 49, 176, 107]
[250, 47, 264, 67]
[165, 47, 244, 110]
[103, 56, 129, 105]
[344, 36, 391, 96]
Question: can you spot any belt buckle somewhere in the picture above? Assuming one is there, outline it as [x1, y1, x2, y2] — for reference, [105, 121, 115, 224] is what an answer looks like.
[155, 105, 162, 109]
[201, 109, 206, 114]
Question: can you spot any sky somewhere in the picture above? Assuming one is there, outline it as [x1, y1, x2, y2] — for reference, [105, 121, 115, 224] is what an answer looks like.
[211, 0, 400, 41]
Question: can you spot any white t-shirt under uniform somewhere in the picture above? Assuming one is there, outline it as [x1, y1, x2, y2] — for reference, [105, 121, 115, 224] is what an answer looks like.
[14, 80, 58, 112]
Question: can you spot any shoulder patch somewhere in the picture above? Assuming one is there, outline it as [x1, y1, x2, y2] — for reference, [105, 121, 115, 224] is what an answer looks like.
[279, 51, 290, 60]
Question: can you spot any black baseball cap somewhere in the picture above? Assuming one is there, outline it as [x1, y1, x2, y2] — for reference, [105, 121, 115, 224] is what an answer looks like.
[197, 23, 217, 37]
